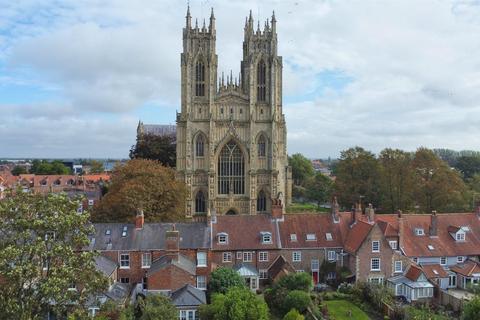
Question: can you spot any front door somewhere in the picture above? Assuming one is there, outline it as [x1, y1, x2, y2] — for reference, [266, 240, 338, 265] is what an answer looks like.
[312, 271, 319, 284]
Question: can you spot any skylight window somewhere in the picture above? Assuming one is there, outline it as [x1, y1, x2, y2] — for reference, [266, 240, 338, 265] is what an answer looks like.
[427, 245, 434, 250]
[121, 226, 127, 237]
[290, 234, 297, 242]
[325, 233, 333, 241]
[105, 229, 111, 236]
[306, 234, 316, 241]
[433, 269, 439, 275]
[415, 228, 425, 236]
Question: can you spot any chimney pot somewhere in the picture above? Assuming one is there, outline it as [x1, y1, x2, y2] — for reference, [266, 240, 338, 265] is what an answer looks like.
[429, 210, 438, 237]
[271, 199, 283, 219]
[135, 209, 144, 229]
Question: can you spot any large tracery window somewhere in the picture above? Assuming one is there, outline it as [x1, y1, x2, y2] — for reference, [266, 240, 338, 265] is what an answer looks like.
[195, 61, 205, 97]
[218, 141, 245, 195]
[258, 135, 266, 157]
[257, 190, 267, 213]
[196, 134, 205, 157]
[195, 191, 206, 214]
[257, 60, 266, 102]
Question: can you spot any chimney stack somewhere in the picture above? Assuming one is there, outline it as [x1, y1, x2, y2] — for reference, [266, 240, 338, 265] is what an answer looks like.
[331, 196, 340, 223]
[355, 201, 363, 222]
[429, 211, 438, 237]
[271, 199, 283, 220]
[135, 209, 144, 229]
[397, 210, 404, 251]
[350, 206, 356, 226]
[367, 203, 375, 223]
[166, 224, 180, 257]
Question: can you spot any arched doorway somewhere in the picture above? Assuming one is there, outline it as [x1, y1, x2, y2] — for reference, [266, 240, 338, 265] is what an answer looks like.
[225, 209, 237, 215]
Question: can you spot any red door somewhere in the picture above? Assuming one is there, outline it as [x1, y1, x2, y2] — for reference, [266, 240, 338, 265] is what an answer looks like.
[312, 271, 319, 284]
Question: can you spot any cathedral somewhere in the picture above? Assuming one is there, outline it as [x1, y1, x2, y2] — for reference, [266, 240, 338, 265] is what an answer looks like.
[175, 7, 292, 218]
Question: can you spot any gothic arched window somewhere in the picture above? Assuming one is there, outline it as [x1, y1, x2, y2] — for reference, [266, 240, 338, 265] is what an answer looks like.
[257, 60, 266, 102]
[196, 134, 205, 157]
[195, 60, 205, 97]
[218, 141, 245, 195]
[258, 135, 266, 157]
[195, 191, 206, 213]
[257, 190, 267, 213]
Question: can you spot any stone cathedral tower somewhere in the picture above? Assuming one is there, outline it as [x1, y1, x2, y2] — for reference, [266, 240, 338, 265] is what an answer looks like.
[176, 7, 292, 218]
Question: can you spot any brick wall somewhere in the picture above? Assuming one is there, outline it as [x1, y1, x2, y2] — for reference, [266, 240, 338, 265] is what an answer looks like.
[147, 264, 196, 291]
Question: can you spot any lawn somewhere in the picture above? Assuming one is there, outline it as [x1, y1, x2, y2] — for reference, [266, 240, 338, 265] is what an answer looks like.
[324, 300, 370, 320]
[286, 202, 330, 213]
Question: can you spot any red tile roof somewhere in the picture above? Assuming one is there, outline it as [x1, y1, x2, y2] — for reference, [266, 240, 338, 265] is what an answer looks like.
[376, 213, 480, 257]
[405, 264, 423, 281]
[421, 264, 448, 279]
[278, 214, 344, 249]
[211, 215, 278, 250]
[451, 260, 480, 277]
[343, 220, 374, 254]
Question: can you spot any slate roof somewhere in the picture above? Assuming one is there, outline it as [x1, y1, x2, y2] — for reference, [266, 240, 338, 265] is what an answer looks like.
[141, 124, 176, 136]
[147, 254, 196, 276]
[94, 255, 117, 277]
[91, 222, 209, 251]
[211, 215, 279, 250]
[104, 282, 130, 302]
[278, 214, 345, 249]
[171, 284, 206, 307]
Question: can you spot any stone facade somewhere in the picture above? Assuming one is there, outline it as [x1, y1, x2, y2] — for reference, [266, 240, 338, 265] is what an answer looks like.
[175, 9, 292, 217]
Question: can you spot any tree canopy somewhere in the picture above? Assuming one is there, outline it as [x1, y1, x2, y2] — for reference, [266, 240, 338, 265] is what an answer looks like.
[305, 172, 333, 208]
[92, 159, 186, 222]
[30, 159, 71, 175]
[129, 133, 176, 167]
[208, 267, 245, 295]
[289, 154, 314, 186]
[199, 287, 269, 320]
[0, 191, 107, 319]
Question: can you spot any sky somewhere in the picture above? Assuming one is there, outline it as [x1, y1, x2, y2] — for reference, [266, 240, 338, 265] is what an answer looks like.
[1, 0, 480, 159]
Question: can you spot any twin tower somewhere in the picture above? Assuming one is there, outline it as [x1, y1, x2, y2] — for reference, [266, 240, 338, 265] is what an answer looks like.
[176, 8, 292, 217]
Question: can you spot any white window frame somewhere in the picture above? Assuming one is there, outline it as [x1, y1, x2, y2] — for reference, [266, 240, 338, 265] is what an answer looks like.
[236, 251, 242, 260]
[222, 252, 232, 263]
[290, 234, 297, 242]
[120, 253, 130, 269]
[262, 233, 272, 244]
[311, 259, 320, 271]
[88, 199, 94, 206]
[259, 269, 268, 279]
[415, 228, 425, 236]
[180, 310, 197, 320]
[141, 252, 151, 268]
[457, 256, 464, 263]
[325, 233, 333, 241]
[306, 233, 316, 241]
[292, 251, 301, 262]
[371, 258, 380, 271]
[197, 252, 207, 267]
[394, 260, 402, 273]
[440, 256, 447, 265]
[327, 250, 336, 262]
[218, 233, 228, 244]
[456, 232, 465, 241]
[372, 241, 380, 253]
[389, 241, 398, 250]
[243, 252, 253, 262]
[258, 251, 268, 262]
[196, 275, 207, 290]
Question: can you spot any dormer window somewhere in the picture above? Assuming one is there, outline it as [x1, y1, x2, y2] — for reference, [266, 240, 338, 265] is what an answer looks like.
[53, 179, 61, 186]
[325, 233, 333, 241]
[456, 231, 465, 242]
[261, 232, 272, 244]
[415, 228, 425, 236]
[218, 232, 228, 244]
[290, 234, 297, 242]
[306, 234, 316, 241]
[40, 180, 47, 186]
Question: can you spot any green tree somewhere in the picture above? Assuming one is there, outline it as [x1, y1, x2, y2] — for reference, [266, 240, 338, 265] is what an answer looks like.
[135, 295, 177, 320]
[0, 191, 107, 319]
[92, 159, 186, 222]
[208, 267, 245, 295]
[463, 296, 480, 320]
[89, 160, 105, 174]
[334, 147, 380, 209]
[412, 148, 469, 213]
[129, 133, 176, 167]
[283, 309, 304, 320]
[30, 160, 71, 175]
[305, 172, 333, 209]
[378, 148, 414, 213]
[289, 154, 314, 186]
[199, 287, 269, 320]
[455, 155, 480, 180]
[11, 165, 27, 176]
[264, 272, 313, 317]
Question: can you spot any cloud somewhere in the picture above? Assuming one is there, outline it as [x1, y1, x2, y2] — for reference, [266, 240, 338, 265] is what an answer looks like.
[1, 0, 480, 158]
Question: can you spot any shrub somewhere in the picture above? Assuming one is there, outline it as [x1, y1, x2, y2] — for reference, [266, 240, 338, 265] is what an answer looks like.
[283, 308, 305, 320]
[283, 290, 311, 314]
[208, 267, 245, 295]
